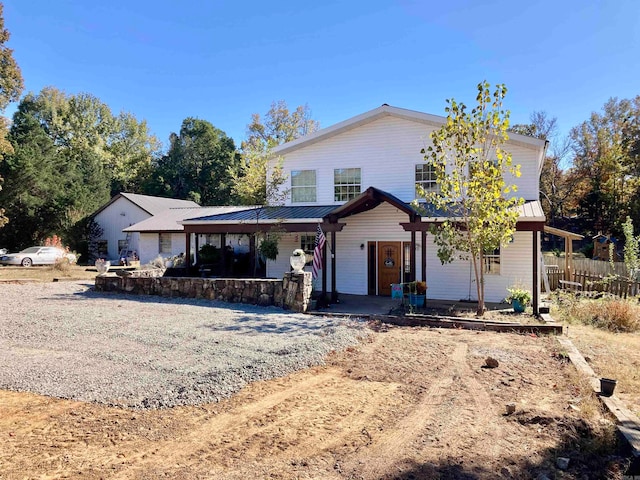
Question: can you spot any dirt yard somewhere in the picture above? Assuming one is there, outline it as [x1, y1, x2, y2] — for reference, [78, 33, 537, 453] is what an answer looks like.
[1, 324, 629, 479]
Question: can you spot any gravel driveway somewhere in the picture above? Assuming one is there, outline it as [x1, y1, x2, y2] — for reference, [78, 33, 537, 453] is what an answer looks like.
[0, 280, 365, 408]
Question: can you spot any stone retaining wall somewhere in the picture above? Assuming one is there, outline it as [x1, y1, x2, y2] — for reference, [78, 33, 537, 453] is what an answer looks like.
[94, 271, 312, 312]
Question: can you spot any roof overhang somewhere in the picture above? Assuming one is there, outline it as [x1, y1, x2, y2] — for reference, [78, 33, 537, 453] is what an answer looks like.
[543, 225, 584, 240]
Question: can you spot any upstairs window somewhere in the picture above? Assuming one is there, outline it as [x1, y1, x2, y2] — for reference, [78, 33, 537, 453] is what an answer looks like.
[415, 164, 438, 196]
[291, 170, 317, 203]
[334, 168, 361, 202]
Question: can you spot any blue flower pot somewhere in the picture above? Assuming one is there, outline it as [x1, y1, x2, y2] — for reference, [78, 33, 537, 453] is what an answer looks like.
[408, 293, 425, 307]
[512, 299, 525, 313]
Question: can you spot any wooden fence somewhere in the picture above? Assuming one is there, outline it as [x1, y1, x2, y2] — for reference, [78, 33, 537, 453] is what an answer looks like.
[543, 265, 640, 298]
[543, 255, 630, 277]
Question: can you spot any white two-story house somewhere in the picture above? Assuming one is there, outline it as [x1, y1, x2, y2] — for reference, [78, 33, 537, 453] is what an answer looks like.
[180, 105, 547, 312]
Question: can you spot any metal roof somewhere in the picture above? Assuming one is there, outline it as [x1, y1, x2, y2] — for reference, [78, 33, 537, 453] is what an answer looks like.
[416, 200, 545, 222]
[124, 206, 250, 232]
[91, 192, 200, 218]
[119, 193, 200, 215]
[182, 205, 339, 224]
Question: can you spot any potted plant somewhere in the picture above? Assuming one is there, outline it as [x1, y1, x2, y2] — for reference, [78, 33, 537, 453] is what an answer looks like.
[290, 248, 306, 274]
[95, 258, 110, 275]
[506, 286, 532, 313]
[406, 281, 427, 307]
[259, 237, 279, 261]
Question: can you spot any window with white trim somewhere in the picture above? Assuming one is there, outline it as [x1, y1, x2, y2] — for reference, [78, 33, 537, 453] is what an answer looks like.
[300, 234, 315, 265]
[483, 247, 500, 275]
[415, 164, 438, 196]
[291, 170, 317, 203]
[159, 233, 172, 254]
[334, 168, 361, 201]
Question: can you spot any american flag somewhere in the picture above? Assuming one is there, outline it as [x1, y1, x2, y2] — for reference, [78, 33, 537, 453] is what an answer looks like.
[312, 223, 326, 279]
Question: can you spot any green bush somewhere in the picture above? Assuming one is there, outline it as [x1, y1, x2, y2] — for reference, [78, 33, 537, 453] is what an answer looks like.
[198, 244, 220, 264]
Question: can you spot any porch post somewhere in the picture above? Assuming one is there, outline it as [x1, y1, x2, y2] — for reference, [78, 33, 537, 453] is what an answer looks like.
[185, 232, 191, 268]
[249, 234, 256, 276]
[194, 234, 199, 267]
[321, 233, 327, 299]
[221, 233, 227, 275]
[421, 230, 427, 284]
[533, 231, 539, 316]
[331, 230, 337, 303]
[410, 231, 416, 282]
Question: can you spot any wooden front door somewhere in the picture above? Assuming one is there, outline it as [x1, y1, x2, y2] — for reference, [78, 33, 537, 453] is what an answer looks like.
[377, 241, 402, 296]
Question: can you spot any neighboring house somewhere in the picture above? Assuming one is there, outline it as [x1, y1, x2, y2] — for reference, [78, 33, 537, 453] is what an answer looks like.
[178, 105, 547, 312]
[91, 193, 199, 261]
[123, 206, 250, 265]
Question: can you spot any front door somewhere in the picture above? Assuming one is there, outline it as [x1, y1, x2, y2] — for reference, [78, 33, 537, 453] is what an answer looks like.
[377, 241, 402, 296]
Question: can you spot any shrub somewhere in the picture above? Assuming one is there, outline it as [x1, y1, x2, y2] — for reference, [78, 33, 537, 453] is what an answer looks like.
[555, 295, 640, 333]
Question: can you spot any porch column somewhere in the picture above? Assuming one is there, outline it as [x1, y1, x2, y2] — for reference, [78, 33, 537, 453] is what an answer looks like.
[331, 230, 337, 303]
[533, 231, 539, 316]
[194, 234, 199, 266]
[249, 234, 256, 276]
[221, 233, 227, 275]
[410, 231, 416, 282]
[185, 232, 191, 268]
[321, 234, 327, 299]
[421, 230, 427, 284]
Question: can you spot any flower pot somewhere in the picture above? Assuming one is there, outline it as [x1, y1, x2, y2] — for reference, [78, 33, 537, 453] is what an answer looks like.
[95, 260, 110, 275]
[408, 293, 425, 307]
[290, 255, 306, 274]
[600, 378, 617, 397]
[512, 299, 526, 313]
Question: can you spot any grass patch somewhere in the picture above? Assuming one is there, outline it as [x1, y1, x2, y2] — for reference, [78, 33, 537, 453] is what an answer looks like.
[0, 265, 98, 282]
[551, 292, 640, 333]
[566, 324, 640, 418]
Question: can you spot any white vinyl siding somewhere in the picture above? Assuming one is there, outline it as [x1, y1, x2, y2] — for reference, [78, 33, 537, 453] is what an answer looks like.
[92, 196, 148, 261]
[291, 170, 317, 203]
[334, 168, 361, 201]
[273, 115, 541, 206]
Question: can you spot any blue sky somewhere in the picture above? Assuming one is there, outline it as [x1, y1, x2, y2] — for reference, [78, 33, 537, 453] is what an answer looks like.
[3, 0, 639, 151]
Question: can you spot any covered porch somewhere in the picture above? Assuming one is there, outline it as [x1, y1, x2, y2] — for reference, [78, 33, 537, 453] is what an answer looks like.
[179, 187, 545, 315]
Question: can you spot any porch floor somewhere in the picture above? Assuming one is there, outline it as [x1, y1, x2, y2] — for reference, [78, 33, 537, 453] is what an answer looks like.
[313, 294, 510, 317]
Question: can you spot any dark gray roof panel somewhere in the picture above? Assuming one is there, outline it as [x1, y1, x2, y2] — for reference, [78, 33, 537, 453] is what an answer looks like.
[186, 205, 338, 222]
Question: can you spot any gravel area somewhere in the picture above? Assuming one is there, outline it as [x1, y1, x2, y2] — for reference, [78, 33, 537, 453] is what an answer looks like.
[0, 280, 365, 409]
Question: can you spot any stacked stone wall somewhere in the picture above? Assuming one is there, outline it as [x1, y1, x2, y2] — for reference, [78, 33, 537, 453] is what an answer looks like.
[94, 272, 312, 312]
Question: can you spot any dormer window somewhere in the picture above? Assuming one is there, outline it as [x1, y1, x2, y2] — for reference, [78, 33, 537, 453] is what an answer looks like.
[334, 168, 361, 201]
[291, 170, 316, 203]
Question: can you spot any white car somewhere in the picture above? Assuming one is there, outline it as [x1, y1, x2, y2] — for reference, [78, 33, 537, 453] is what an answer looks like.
[0, 246, 76, 267]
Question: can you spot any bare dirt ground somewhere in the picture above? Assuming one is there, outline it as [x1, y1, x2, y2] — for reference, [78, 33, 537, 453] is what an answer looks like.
[1, 324, 629, 480]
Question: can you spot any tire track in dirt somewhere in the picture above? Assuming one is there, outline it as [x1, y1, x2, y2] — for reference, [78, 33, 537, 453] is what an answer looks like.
[342, 340, 502, 479]
[108, 367, 402, 479]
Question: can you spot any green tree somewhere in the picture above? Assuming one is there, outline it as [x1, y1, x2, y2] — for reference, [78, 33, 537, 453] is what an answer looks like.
[511, 112, 576, 231]
[0, 109, 64, 248]
[0, 2, 24, 227]
[0, 87, 161, 248]
[243, 100, 319, 155]
[107, 112, 161, 196]
[234, 100, 318, 206]
[570, 96, 640, 235]
[421, 81, 523, 315]
[145, 118, 239, 205]
[622, 216, 640, 280]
